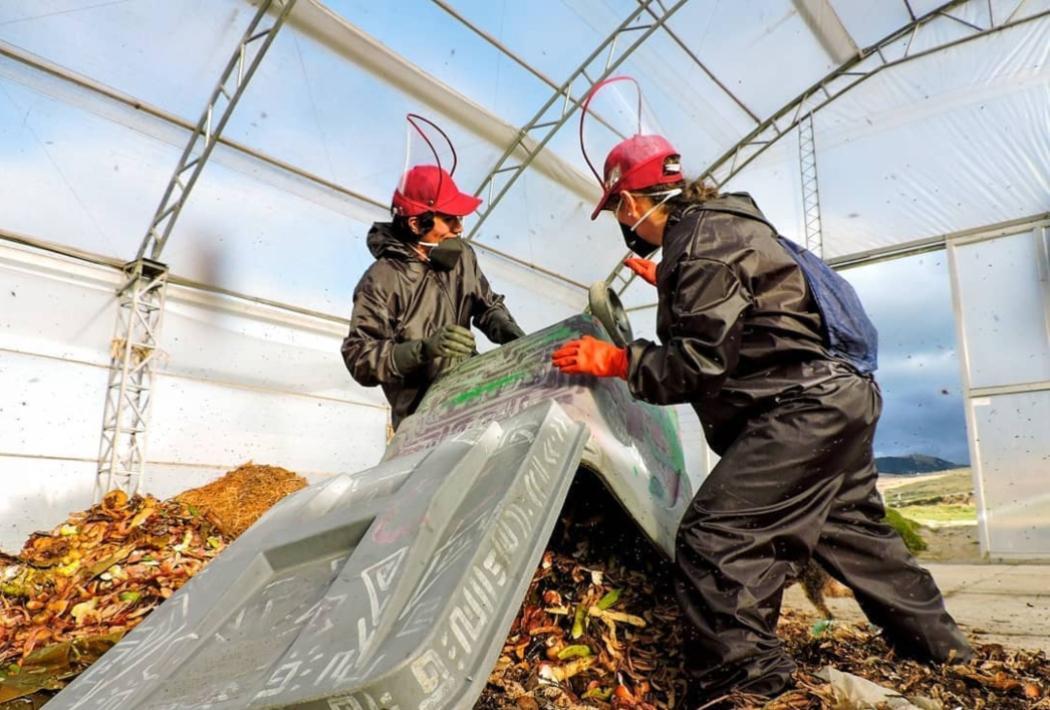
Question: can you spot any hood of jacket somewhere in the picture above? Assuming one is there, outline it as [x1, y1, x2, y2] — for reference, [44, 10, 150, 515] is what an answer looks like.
[366, 221, 420, 262]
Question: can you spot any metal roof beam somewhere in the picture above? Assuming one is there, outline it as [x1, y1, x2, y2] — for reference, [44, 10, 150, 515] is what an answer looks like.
[600, 0, 1048, 294]
[289, 0, 600, 204]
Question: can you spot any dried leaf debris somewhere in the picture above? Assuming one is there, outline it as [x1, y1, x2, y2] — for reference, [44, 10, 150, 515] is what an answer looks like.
[478, 475, 1050, 710]
[0, 462, 305, 707]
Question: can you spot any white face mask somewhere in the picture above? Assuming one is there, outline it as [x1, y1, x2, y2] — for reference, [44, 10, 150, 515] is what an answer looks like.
[624, 188, 683, 231]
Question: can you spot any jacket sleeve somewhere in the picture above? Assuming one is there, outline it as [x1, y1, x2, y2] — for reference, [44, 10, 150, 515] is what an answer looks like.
[625, 257, 752, 405]
[341, 274, 408, 386]
[468, 253, 525, 344]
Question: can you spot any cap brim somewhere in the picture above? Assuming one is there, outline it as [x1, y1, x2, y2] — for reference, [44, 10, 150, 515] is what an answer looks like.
[590, 187, 615, 220]
[436, 191, 483, 217]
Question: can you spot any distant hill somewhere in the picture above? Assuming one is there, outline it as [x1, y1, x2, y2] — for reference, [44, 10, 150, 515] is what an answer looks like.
[876, 454, 960, 475]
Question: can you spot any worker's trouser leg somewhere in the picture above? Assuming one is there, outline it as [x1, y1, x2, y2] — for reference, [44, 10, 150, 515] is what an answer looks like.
[811, 449, 972, 664]
[675, 374, 970, 703]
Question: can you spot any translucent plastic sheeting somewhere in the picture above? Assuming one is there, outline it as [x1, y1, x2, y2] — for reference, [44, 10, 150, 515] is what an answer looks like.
[832, 1, 911, 49]
[970, 390, 1050, 557]
[952, 230, 1050, 389]
[470, 167, 623, 286]
[0, 241, 391, 546]
[662, 0, 837, 120]
[328, 0, 635, 103]
[161, 150, 381, 315]
[0, 243, 118, 368]
[320, 0, 559, 128]
[0, 64, 179, 258]
[0, 457, 95, 553]
[159, 293, 388, 408]
[148, 372, 388, 475]
[541, 23, 759, 182]
[728, 16, 1050, 261]
[472, 250, 587, 336]
[222, 19, 512, 202]
[723, 130, 806, 245]
[0, 0, 254, 122]
[161, 144, 591, 319]
[0, 350, 106, 462]
[910, 0, 1050, 30]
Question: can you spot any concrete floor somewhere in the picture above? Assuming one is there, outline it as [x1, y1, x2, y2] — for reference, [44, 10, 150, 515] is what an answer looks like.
[782, 563, 1050, 653]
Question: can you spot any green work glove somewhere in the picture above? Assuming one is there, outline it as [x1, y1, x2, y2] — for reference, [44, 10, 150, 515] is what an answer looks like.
[423, 325, 475, 359]
[391, 325, 476, 376]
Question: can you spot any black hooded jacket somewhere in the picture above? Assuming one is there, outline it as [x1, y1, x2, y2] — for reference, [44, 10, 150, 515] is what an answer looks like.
[624, 193, 844, 453]
[341, 222, 523, 429]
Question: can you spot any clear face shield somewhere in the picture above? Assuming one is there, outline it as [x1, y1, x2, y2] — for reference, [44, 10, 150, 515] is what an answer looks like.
[578, 76, 675, 257]
[396, 113, 459, 214]
[395, 114, 470, 270]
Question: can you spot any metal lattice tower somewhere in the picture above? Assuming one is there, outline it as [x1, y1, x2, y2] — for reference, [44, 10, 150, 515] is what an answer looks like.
[96, 0, 298, 497]
[798, 111, 823, 256]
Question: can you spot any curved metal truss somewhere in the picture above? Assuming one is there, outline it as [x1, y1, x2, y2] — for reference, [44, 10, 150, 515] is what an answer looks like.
[98, 0, 297, 496]
[464, 0, 690, 241]
[602, 0, 1049, 297]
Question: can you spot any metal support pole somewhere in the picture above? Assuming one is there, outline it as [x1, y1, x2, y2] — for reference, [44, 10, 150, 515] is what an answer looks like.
[798, 111, 824, 256]
[96, 0, 298, 496]
[96, 259, 168, 498]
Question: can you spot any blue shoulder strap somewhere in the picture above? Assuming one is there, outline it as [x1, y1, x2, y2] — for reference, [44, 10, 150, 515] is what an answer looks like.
[691, 197, 879, 374]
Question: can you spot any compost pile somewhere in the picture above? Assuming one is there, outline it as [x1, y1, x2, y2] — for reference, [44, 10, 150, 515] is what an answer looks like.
[0, 463, 306, 707]
[175, 461, 306, 537]
[479, 476, 1050, 709]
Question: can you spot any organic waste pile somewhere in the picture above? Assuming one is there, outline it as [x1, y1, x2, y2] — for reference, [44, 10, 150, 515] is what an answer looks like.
[175, 461, 306, 537]
[478, 474, 1050, 709]
[0, 463, 305, 707]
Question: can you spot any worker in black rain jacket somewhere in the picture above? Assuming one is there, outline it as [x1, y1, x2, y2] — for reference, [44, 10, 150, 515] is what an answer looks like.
[341, 163, 524, 431]
[552, 130, 972, 704]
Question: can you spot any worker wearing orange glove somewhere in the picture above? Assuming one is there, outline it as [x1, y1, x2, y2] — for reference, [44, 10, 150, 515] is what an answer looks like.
[553, 80, 971, 706]
[550, 335, 628, 378]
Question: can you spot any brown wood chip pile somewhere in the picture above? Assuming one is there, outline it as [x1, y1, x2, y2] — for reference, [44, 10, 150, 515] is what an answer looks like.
[175, 461, 307, 538]
[479, 475, 1050, 710]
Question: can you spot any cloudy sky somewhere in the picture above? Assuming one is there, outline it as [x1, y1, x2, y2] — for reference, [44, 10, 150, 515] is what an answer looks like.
[843, 252, 970, 464]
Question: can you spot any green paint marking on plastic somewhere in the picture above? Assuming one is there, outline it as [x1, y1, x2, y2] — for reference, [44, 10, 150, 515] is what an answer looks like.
[648, 473, 665, 500]
[449, 372, 527, 406]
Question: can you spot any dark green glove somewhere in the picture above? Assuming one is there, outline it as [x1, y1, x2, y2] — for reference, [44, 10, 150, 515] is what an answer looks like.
[504, 323, 526, 341]
[422, 324, 475, 359]
[391, 325, 476, 375]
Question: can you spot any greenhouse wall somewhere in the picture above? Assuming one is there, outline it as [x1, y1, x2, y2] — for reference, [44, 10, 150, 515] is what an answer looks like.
[948, 221, 1050, 559]
[0, 237, 391, 552]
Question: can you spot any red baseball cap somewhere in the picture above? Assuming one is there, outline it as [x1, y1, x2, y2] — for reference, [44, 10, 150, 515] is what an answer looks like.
[590, 134, 682, 220]
[392, 164, 482, 217]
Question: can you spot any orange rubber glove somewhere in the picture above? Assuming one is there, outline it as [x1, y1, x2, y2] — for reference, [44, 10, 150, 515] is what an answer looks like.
[624, 257, 657, 286]
[551, 335, 628, 379]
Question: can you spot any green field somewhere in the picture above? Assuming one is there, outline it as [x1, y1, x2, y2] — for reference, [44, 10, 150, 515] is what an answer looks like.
[895, 503, 976, 525]
[879, 469, 977, 529]
[878, 468, 973, 507]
